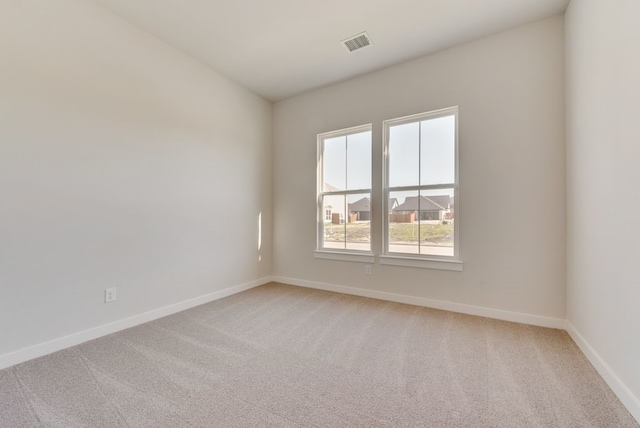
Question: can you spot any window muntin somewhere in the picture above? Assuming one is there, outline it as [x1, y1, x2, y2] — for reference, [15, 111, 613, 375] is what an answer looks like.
[318, 125, 372, 253]
[384, 108, 458, 259]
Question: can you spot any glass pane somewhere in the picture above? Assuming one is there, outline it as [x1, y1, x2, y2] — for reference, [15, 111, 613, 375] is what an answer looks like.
[420, 115, 455, 185]
[322, 194, 346, 250]
[388, 190, 419, 254]
[346, 131, 371, 190]
[323, 136, 346, 191]
[388, 122, 419, 187]
[419, 189, 454, 257]
[346, 193, 371, 251]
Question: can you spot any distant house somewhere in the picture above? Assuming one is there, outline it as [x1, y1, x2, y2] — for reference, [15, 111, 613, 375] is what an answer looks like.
[322, 183, 345, 224]
[389, 198, 399, 211]
[347, 197, 401, 222]
[391, 195, 452, 222]
[348, 197, 371, 221]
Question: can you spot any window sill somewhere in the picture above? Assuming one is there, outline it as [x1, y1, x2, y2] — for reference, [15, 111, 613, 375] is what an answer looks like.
[379, 255, 463, 271]
[314, 251, 375, 263]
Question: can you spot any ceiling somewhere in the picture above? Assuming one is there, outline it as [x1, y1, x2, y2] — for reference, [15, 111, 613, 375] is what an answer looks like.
[91, 0, 569, 101]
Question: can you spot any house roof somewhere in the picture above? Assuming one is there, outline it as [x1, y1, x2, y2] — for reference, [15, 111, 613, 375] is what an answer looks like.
[322, 183, 340, 193]
[348, 197, 370, 212]
[334, 193, 451, 212]
[393, 195, 450, 212]
[426, 195, 452, 210]
[347, 197, 402, 212]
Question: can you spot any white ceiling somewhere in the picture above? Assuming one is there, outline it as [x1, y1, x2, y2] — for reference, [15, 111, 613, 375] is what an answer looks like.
[91, 0, 569, 101]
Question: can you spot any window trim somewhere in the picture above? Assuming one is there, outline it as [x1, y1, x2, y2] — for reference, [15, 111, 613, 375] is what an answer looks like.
[382, 106, 460, 264]
[316, 123, 373, 256]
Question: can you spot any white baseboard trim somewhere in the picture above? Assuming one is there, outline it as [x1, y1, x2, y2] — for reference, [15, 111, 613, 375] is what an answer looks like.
[271, 276, 566, 329]
[0, 276, 271, 371]
[566, 322, 640, 424]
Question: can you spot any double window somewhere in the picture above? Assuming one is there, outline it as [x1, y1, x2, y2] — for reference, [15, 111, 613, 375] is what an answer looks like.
[317, 107, 459, 269]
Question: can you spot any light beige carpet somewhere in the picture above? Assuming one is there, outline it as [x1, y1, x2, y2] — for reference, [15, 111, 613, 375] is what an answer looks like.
[0, 282, 637, 427]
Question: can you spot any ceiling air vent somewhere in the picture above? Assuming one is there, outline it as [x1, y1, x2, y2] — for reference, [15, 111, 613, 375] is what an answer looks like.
[342, 32, 372, 52]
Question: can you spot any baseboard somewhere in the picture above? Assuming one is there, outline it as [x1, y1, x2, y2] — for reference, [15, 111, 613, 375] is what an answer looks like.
[566, 322, 640, 424]
[0, 276, 271, 371]
[272, 276, 566, 329]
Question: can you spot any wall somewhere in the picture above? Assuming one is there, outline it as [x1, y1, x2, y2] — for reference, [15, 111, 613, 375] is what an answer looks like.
[565, 0, 640, 420]
[273, 16, 566, 323]
[0, 0, 272, 360]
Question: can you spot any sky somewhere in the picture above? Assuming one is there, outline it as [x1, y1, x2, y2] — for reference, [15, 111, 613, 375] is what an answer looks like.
[389, 115, 455, 188]
[323, 130, 371, 191]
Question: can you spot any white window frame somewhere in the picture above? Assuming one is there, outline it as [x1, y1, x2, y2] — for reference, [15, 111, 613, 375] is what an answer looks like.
[315, 124, 374, 263]
[381, 107, 462, 271]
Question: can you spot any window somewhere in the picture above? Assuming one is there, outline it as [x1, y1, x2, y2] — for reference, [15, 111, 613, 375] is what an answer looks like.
[317, 124, 372, 254]
[383, 107, 459, 262]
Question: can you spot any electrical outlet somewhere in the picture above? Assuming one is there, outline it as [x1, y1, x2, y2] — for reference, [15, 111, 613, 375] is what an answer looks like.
[364, 264, 372, 275]
[105, 288, 117, 303]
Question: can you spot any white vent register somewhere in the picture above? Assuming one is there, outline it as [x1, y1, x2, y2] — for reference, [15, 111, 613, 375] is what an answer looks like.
[342, 32, 372, 52]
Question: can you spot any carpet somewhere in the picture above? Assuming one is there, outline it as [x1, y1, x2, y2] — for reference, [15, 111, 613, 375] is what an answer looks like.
[0, 282, 637, 427]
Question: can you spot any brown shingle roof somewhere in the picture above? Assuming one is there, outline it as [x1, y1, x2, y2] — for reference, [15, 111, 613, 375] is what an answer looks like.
[393, 195, 450, 212]
[348, 197, 370, 212]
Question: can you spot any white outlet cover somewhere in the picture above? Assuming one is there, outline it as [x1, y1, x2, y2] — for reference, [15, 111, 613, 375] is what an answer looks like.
[105, 288, 117, 303]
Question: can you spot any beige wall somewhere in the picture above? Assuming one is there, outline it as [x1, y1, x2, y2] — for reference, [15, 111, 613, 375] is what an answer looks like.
[565, 0, 640, 419]
[0, 0, 272, 356]
[273, 16, 566, 320]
